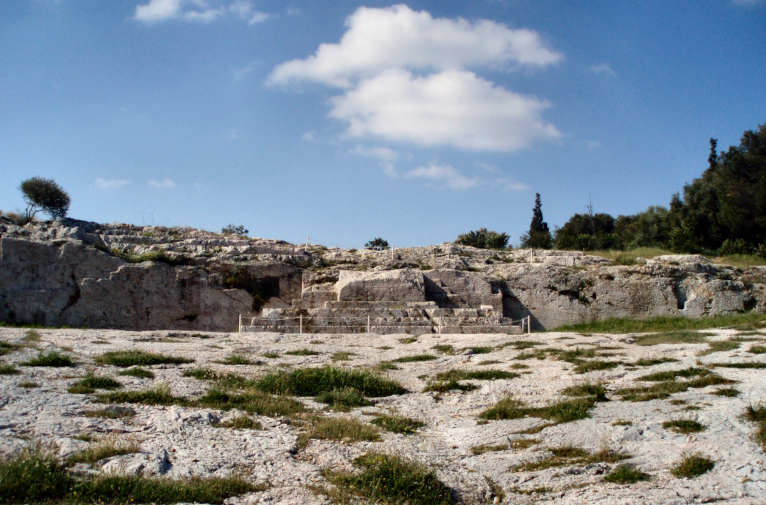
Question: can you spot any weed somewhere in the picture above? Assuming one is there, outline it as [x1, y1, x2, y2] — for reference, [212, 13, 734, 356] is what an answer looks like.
[663, 419, 706, 434]
[431, 345, 455, 354]
[393, 354, 437, 363]
[399, 337, 418, 344]
[562, 383, 608, 402]
[423, 380, 478, 393]
[95, 350, 193, 367]
[603, 464, 651, 484]
[284, 349, 321, 356]
[197, 389, 306, 417]
[98, 383, 187, 406]
[262, 353, 279, 359]
[572, 360, 620, 373]
[117, 367, 155, 379]
[698, 340, 740, 356]
[509, 486, 551, 495]
[515, 349, 548, 360]
[714, 387, 740, 397]
[709, 362, 766, 369]
[68, 438, 141, 465]
[671, 454, 715, 478]
[434, 369, 519, 381]
[470, 444, 507, 455]
[480, 396, 597, 424]
[371, 414, 425, 435]
[256, 366, 407, 397]
[331, 352, 355, 361]
[309, 340, 324, 345]
[182, 368, 218, 380]
[315, 388, 373, 411]
[23, 330, 41, 342]
[218, 354, 255, 365]
[633, 357, 679, 366]
[612, 420, 633, 426]
[0, 341, 18, 356]
[0, 364, 18, 375]
[20, 351, 74, 367]
[68, 375, 122, 394]
[215, 415, 263, 430]
[479, 360, 503, 365]
[376, 346, 393, 350]
[325, 453, 453, 505]
[299, 416, 380, 447]
[556, 313, 766, 334]
[17, 381, 39, 388]
[510, 363, 529, 369]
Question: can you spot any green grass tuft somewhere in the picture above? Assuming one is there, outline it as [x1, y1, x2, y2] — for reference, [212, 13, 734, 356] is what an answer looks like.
[0, 364, 19, 375]
[95, 350, 193, 367]
[67, 439, 141, 465]
[480, 396, 597, 424]
[633, 357, 679, 366]
[714, 387, 740, 397]
[470, 444, 507, 455]
[370, 414, 425, 435]
[709, 361, 766, 369]
[314, 388, 373, 411]
[331, 351, 355, 361]
[68, 375, 122, 394]
[299, 416, 380, 447]
[562, 383, 608, 402]
[603, 464, 651, 484]
[218, 354, 255, 365]
[197, 388, 306, 417]
[671, 454, 715, 478]
[0, 341, 19, 356]
[20, 351, 74, 367]
[434, 369, 519, 381]
[284, 349, 321, 356]
[98, 383, 186, 406]
[393, 354, 437, 363]
[422, 380, 478, 393]
[663, 419, 706, 434]
[399, 337, 418, 344]
[698, 340, 740, 356]
[117, 367, 155, 379]
[431, 345, 455, 354]
[744, 403, 766, 448]
[256, 366, 407, 397]
[636, 331, 713, 346]
[215, 415, 263, 430]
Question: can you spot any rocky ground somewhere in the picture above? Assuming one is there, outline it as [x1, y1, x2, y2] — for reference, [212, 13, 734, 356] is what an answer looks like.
[1, 326, 766, 504]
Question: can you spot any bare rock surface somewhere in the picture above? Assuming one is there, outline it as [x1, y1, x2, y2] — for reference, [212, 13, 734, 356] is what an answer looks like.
[2, 326, 766, 503]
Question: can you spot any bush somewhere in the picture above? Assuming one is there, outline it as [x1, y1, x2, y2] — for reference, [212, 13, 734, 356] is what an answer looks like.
[19, 177, 70, 220]
[455, 228, 509, 250]
[365, 238, 389, 250]
[221, 224, 248, 236]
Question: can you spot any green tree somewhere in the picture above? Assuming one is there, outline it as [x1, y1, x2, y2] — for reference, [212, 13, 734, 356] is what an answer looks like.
[455, 228, 510, 250]
[554, 212, 620, 251]
[520, 193, 552, 249]
[365, 238, 389, 250]
[614, 206, 672, 250]
[19, 177, 70, 220]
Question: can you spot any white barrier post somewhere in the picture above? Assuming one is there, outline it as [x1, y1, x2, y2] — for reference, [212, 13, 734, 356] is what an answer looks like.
[367, 315, 370, 333]
[300, 315, 303, 334]
[306, 237, 309, 248]
[391, 246, 394, 261]
[527, 315, 531, 334]
[520, 317, 525, 333]
[238, 314, 242, 332]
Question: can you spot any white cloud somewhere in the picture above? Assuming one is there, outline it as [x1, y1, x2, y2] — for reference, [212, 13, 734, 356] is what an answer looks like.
[268, 4, 562, 88]
[494, 178, 529, 191]
[134, 0, 268, 24]
[301, 131, 317, 142]
[587, 63, 616, 77]
[475, 161, 497, 172]
[329, 69, 560, 151]
[406, 162, 480, 190]
[95, 178, 130, 189]
[148, 178, 176, 188]
[350, 145, 400, 162]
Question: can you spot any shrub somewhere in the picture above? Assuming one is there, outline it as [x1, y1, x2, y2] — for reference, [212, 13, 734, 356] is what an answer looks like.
[455, 228, 509, 250]
[662, 419, 706, 434]
[20, 351, 74, 367]
[603, 464, 651, 484]
[365, 238, 389, 250]
[19, 177, 70, 220]
[671, 454, 715, 478]
[221, 224, 248, 236]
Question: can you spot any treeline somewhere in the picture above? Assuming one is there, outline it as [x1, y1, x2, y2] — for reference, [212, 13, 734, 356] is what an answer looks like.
[458, 122, 766, 255]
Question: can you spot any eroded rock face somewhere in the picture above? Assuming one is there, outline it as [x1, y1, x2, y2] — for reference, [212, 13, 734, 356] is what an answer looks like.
[336, 268, 426, 302]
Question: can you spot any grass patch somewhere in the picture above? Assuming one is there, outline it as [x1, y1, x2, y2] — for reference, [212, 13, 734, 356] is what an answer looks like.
[262, 352, 279, 358]
[470, 444, 506, 455]
[298, 416, 380, 447]
[663, 419, 706, 434]
[399, 337, 418, 344]
[698, 340, 740, 356]
[371, 414, 425, 435]
[215, 415, 263, 430]
[562, 383, 608, 402]
[256, 366, 407, 397]
[616, 371, 734, 402]
[633, 357, 679, 366]
[197, 389, 306, 417]
[392, 354, 437, 363]
[511, 438, 541, 449]
[95, 350, 193, 367]
[0, 446, 261, 504]
[217, 354, 255, 365]
[480, 396, 597, 424]
[572, 360, 620, 373]
[422, 380, 478, 393]
[612, 419, 633, 426]
[512, 445, 629, 472]
[17, 381, 39, 388]
[117, 367, 155, 379]
[479, 360, 503, 365]
[636, 331, 713, 346]
[284, 349, 321, 356]
[68, 375, 122, 394]
[373, 362, 400, 371]
[744, 403, 766, 448]
[325, 453, 453, 505]
[431, 345, 454, 354]
[503, 340, 542, 350]
[510, 363, 529, 369]
[462, 346, 494, 354]
[331, 351, 355, 361]
[0, 341, 19, 356]
[98, 383, 187, 407]
[709, 361, 766, 369]
[434, 369, 519, 381]
[23, 330, 42, 342]
[749, 345, 766, 354]
[315, 388, 373, 411]
[671, 454, 715, 478]
[556, 313, 766, 334]
[83, 406, 136, 419]
[68, 438, 141, 465]
[0, 364, 18, 375]
[714, 387, 740, 397]
[638, 367, 710, 381]
[603, 464, 651, 484]
[514, 349, 548, 360]
[20, 351, 74, 367]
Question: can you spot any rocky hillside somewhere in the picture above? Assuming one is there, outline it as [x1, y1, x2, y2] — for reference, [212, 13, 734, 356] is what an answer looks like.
[1, 217, 765, 331]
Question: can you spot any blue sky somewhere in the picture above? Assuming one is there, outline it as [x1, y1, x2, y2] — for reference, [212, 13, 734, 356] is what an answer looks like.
[1, 0, 764, 248]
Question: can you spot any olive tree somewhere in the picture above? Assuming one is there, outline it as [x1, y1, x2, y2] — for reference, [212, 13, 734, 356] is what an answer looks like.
[19, 177, 71, 220]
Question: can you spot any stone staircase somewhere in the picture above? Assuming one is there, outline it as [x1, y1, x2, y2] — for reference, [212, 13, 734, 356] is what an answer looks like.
[240, 300, 523, 335]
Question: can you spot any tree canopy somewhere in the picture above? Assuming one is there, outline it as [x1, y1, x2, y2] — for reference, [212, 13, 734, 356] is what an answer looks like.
[19, 177, 70, 220]
[455, 228, 510, 250]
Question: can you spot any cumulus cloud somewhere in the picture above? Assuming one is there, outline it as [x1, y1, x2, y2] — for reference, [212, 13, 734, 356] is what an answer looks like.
[268, 4, 562, 88]
[268, 5, 562, 153]
[134, 0, 268, 24]
[406, 162, 480, 190]
[330, 69, 560, 151]
[148, 178, 176, 188]
[95, 178, 130, 189]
